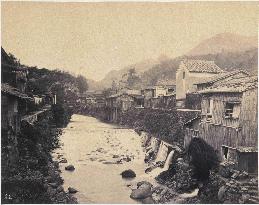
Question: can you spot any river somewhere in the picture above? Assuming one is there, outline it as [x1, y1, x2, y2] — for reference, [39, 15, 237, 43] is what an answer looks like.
[52, 114, 155, 203]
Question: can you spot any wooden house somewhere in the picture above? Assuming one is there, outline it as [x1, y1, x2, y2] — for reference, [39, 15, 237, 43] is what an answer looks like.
[195, 70, 249, 91]
[176, 59, 223, 107]
[185, 70, 249, 110]
[1, 48, 34, 170]
[1, 83, 33, 171]
[142, 86, 167, 99]
[93, 91, 106, 108]
[142, 85, 176, 108]
[184, 76, 258, 173]
[106, 92, 144, 122]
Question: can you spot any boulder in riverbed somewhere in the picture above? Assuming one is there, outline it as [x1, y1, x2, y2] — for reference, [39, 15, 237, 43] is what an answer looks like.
[59, 159, 67, 163]
[113, 154, 120, 158]
[130, 183, 152, 199]
[103, 161, 117, 164]
[68, 187, 78, 194]
[121, 169, 136, 178]
[137, 181, 153, 189]
[142, 196, 155, 204]
[123, 156, 131, 162]
[65, 165, 75, 171]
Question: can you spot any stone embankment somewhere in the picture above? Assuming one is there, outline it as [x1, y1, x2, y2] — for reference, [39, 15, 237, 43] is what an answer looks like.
[130, 132, 259, 204]
[44, 161, 77, 203]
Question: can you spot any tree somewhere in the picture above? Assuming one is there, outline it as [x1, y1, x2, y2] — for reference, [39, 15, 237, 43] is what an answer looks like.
[8, 53, 21, 66]
[76, 75, 88, 94]
[127, 68, 141, 87]
[111, 80, 117, 92]
[120, 68, 141, 89]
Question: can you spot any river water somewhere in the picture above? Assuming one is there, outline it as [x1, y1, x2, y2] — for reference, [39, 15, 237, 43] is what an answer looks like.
[52, 114, 155, 204]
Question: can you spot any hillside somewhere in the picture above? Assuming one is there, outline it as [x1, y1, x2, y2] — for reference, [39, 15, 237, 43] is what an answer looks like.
[189, 48, 258, 74]
[87, 33, 258, 90]
[87, 58, 159, 90]
[187, 33, 257, 56]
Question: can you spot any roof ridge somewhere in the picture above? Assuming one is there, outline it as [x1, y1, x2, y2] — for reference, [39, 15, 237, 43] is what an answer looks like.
[181, 59, 223, 73]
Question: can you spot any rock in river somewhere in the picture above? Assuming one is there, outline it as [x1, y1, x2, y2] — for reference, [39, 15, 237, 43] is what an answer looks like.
[121, 169, 136, 178]
[113, 154, 120, 158]
[137, 181, 153, 189]
[65, 165, 75, 171]
[68, 187, 78, 194]
[59, 158, 67, 163]
[130, 183, 152, 199]
[142, 196, 155, 204]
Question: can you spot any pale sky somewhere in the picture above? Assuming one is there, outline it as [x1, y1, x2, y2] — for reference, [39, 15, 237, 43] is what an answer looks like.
[1, 1, 258, 81]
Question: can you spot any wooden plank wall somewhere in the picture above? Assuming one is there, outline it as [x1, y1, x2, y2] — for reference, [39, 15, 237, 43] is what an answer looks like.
[201, 93, 241, 127]
[239, 88, 258, 147]
[186, 88, 258, 159]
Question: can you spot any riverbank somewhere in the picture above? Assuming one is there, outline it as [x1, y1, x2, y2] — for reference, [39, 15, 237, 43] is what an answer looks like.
[134, 132, 259, 204]
[1, 106, 77, 204]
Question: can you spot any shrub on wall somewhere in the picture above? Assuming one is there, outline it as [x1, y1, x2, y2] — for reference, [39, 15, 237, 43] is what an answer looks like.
[2, 111, 62, 204]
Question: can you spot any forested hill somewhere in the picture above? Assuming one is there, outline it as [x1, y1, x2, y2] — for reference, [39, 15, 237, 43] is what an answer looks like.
[140, 47, 258, 87]
[89, 47, 257, 90]
[2, 48, 88, 105]
[88, 33, 257, 90]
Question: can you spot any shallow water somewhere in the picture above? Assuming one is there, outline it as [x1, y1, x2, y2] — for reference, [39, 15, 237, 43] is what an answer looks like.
[53, 114, 154, 204]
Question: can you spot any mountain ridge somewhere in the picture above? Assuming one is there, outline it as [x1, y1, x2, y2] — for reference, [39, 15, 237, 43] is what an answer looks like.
[87, 33, 258, 90]
[187, 33, 257, 56]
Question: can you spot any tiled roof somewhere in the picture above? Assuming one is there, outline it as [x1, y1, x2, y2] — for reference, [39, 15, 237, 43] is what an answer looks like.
[156, 79, 176, 86]
[182, 59, 223, 73]
[195, 70, 249, 85]
[107, 92, 144, 99]
[144, 85, 168, 90]
[1, 83, 33, 101]
[199, 76, 258, 94]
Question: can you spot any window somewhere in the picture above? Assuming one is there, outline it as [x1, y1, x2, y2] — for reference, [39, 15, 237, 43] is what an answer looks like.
[183, 71, 185, 79]
[152, 90, 155, 98]
[225, 102, 241, 119]
[206, 99, 213, 121]
[222, 146, 229, 160]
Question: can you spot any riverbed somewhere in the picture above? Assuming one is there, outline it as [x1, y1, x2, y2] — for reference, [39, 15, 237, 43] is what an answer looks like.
[52, 114, 155, 203]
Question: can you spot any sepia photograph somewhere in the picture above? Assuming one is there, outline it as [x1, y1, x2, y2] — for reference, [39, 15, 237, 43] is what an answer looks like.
[1, 1, 258, 204]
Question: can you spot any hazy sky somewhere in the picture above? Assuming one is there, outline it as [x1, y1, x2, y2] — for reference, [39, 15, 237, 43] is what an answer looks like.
[2, 1, 258, 81]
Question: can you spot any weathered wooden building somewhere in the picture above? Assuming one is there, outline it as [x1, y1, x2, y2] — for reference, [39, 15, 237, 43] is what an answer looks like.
[184, 76, 258, 173]
[1, 48, 34, 171]
[106, 92, 144, 122]
[185, 70, 250, 110]
[176, 59, 223, 107]
[195, 70, 250, 91]
[142, 85, 176, 109]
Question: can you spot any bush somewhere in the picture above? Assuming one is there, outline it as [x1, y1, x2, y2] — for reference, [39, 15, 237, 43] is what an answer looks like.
[1, 170, 50, 204]
[2, 111, 63, 204]
[51, 104, 72, 127]
[187, 137, 219, 181]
